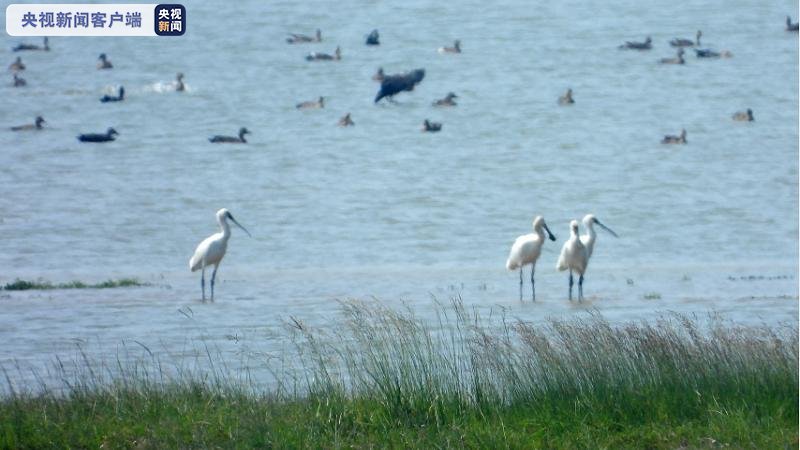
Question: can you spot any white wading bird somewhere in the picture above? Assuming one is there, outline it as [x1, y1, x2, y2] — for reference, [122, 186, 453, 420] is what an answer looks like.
[189, 208, 251, 301]
[580, 214, 618, 259]
[506, 216, 557, 301]
[556, 220, 588, 301]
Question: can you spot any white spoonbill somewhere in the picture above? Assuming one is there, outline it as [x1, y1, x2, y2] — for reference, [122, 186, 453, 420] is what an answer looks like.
[506, 216, 557, 301]
[189, 208, 251, 301]
[580, 214, 618, 259]
[556, 220, 588, 301]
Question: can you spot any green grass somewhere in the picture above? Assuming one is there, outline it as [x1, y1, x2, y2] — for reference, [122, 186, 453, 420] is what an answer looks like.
[2, 278, 146, 291]
[0, 300, 796, 448]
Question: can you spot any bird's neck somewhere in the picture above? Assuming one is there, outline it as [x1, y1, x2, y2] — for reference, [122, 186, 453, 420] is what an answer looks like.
[219, 220, 231, 239]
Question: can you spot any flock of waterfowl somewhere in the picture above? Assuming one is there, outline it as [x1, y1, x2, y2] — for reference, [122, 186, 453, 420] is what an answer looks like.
[5, 15, 798, 302]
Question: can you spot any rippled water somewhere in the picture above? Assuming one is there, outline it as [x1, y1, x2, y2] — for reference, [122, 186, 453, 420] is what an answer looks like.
[1, 0, 797, 382]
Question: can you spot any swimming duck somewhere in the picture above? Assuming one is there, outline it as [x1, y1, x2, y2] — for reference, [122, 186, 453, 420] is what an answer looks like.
[13, 73, 26, 87]
[338, 113, 354, 127]
[438, 40, 461, 53]
[670, 30, 701, 47]
[659, 48, 685, 64]
[78, 128, 118, 142]
[97, 53, 113, 69]
[287, 29, 321, 44]
[296, 96, 324, 109]
[306, 46, 341, 61]
[13, 37, 49, 52]
[209, 127, 249, 143]
[366, 29, 380, 45]
[175, 73, 185, 92]
[695, 48, 732, 58]
[422, 119, 442, 132]
[372, 67, 384, 82]
[8, 57, 25, 72]
[433, 92, 458, 107]
[375, 68, 425, 103]
[732, 109, 754, 122]
[558, 88, 574, 105]
[100, 86, 125, 103]
[618, 36, 652, 50]
[10, 116, 45, 131]
[787, 16, 799, 32]
[661, 129, 687, 144]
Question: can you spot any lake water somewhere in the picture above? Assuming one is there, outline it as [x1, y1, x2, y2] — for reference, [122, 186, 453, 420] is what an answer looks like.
[1, 0, 798, 387]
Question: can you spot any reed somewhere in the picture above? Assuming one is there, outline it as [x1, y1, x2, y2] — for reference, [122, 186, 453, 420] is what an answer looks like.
[0, 299, 796, 448]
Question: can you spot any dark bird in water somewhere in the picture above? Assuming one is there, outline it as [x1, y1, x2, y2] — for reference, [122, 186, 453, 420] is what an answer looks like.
[100, 86, 125, 103]
[558, 88, 574, 105]
[175, 73, 185, 92]
[287, 29, 321, 43]
[11, 116, 45, 131]
[670, 30, 701, 47]
[97, 53, 113, 69]
[659, 48, 685, 64]
[438, 40, 461, 53]
[433, 92, 458, 107]
[619, 36, 652, 50]
[422, 119, 442, 132]
[661, 129, 687, 144]
[306, 46, 341, 61]
[209, 127, 250, 143]
[8, 57, 25, 72]
[13, 73, 26, 87]
[338, 113, 354, 127]
[374, 68, 425, 103]
[297, 96, 324, 109]
[695, 48, 732, 58]
[366, 29, 380, 45]
[787, 16, 799, 32]
[78, 128, 118, 142]
[372, 67, 384, 82]
[13, 37, 49, 52]
[732, 109, 754, 122]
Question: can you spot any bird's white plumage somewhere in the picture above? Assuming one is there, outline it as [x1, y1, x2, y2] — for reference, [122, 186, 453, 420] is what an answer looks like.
[189, 208, 250, 301]
[579, 214, 598, 259]
[557, 220, 588, 275]
[506, 216, 549, 270]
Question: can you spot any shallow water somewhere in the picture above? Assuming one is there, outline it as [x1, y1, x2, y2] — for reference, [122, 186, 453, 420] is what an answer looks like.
[1, 0, 797, 384]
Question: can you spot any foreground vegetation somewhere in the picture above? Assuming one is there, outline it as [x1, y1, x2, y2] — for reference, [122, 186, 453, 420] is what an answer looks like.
[0, 300, 796, 448]
[2, 278, 145, 291]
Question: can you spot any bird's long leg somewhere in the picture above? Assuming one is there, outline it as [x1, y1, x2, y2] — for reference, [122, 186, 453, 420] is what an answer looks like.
[578, 275, 584, 302]
[519, 268, 523, 302]
[568, 270, 573, 301]
[210, 265, 218, 301]
[201, 266, 206, 302]
[531, 266, 536, 302]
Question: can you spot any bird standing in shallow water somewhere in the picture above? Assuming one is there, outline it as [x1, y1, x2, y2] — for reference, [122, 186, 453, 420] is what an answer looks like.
[787, 16, 799, 32]
[579, 214, 618, 260]
[189, 209, 251, 301]
[175, 73, 185, 92]
[557, 220, 589, 302]
[366, 29, 380, 45]
[506, 216, 557, 301]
